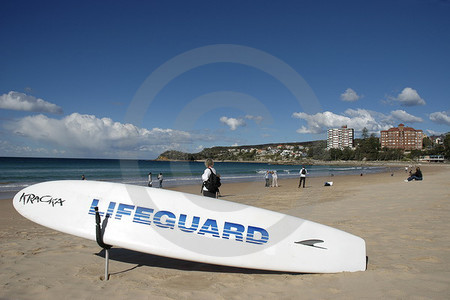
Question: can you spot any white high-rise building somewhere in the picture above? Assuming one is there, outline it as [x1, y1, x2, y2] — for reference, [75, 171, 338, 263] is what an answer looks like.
[327, 125, 354, 150]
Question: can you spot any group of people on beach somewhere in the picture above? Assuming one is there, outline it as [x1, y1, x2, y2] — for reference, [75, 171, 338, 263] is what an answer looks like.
[147, 172, 164, 188]
[200, 159, 311, 199]
[264, 166, 308, 188]
[264, 170, 279, 187]
[82, 160, 422, 197]
[200, 160, 425, 198]
[82, 160, 422, 200]
[264, 166, 309, 188]
[80, 172, 165, 188]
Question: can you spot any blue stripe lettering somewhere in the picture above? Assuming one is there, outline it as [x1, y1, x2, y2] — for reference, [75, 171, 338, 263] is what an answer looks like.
[133, 206, 154, 225]
[115, 203, 135, 220]
[178, 214, 200, 233]
[88, 199, 100, 216]
[106, 202, 116, 218]
[222, 222, 245, 242]
[198, 219, 220, 238]
[153, 210, 176, 229]
[246, 226, 269, 244]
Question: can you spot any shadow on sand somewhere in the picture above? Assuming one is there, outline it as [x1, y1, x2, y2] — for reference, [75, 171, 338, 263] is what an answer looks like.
[95, 248, 300, 276]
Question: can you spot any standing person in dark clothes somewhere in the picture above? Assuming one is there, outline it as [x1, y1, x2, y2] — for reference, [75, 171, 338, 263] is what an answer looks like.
[157, 173, 163, 188]
[148, 172, 153, 187]
[202, 158, 220, 198]
[298, 166, 307, 188]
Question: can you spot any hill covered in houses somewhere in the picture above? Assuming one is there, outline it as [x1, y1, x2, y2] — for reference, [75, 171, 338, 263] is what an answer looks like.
[157, 141, 318, 162]
[157, 133, 449, 163]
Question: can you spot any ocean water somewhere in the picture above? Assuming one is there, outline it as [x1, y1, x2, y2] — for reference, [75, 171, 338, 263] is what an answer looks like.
[0, 157, 388, 195]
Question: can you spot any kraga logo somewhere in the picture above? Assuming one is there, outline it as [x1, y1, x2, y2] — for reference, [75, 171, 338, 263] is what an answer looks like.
[19, 193, 65, 207]
[88, 199, 269, 245]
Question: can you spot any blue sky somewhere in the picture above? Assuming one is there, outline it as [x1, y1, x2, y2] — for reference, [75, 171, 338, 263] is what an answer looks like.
[1, 0, 449, 159]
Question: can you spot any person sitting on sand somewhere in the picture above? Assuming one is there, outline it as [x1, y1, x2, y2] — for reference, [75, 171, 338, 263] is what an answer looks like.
[405, 167, 423, 182]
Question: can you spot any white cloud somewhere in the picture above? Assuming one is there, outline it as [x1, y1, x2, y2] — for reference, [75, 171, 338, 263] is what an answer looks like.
[6, 113, 193, 155]
[218, 115, 262, 131]
[394, 87, 426, 106]
[429, 111, 450, 126]
[245, 114, 263, 124]
[220, 116, 246, 130]
[340, 88, 360, 102]
[292, 111, 350, 134]
[0, 91, 63, 114]
[295, 126, 312, 134]
[426, 129, 445, 136]
[292, 108, 432, 135]
[390, 110, 423, 123]
[0, 140, 54, 156]
[292, 109, 393, 134]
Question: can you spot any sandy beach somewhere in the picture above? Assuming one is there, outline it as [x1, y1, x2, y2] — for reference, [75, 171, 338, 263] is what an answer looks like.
[1, 164, 449, 299]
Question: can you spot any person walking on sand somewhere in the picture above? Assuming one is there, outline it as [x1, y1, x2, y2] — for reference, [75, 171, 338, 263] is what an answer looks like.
[148, 172, 153, 187]
[157, 173, 163, 188]
[202, 158, 221, 198]
[271, 170, 278, 187]
[298, 166, 307, 188]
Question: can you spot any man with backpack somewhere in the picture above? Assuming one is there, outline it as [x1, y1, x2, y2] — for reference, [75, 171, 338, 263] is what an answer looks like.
[202, 158, 221, 198]
[298, 166, 307, 188]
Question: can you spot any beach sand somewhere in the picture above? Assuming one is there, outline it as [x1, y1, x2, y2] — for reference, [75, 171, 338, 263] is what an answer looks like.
[1, 164, 449, 299]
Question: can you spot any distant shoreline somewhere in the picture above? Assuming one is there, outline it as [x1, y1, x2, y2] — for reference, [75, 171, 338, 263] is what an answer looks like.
[0, 161, 401, 201]
[160, 158, 447, 167]
[2, 156, 447, 166]
[1, 159, 446, 201]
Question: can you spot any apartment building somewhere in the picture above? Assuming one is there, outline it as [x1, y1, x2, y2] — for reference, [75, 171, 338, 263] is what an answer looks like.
[327, 125, 354, 150]
[380, 124, 423, 150]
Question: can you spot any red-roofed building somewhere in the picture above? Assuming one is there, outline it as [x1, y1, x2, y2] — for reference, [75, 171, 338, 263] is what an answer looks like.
[380, 124, 423, 150]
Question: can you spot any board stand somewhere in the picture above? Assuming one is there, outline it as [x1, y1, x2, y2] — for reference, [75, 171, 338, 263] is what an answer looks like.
[94, 207, 112, 281]
[104, 248, 110, 281]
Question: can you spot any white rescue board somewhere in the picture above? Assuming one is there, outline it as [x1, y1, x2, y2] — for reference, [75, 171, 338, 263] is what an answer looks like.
[13, 180, 366, 273]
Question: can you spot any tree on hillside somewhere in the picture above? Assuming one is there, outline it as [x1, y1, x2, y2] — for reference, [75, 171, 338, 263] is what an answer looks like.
[355, 133, 380, 160]
[307, 141, 327, 160]
[422, 136, 433, 149]
[361, 127, 369, 139]
[378, 147, 403, 160]
[408, 149, 422, 161]
[444, 133, 450, 159]
[328, 148, 342, 160]
[341, 147, 355, 160]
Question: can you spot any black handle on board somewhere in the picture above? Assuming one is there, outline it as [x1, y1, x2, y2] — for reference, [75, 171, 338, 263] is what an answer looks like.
[95, 206, 112, 249]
